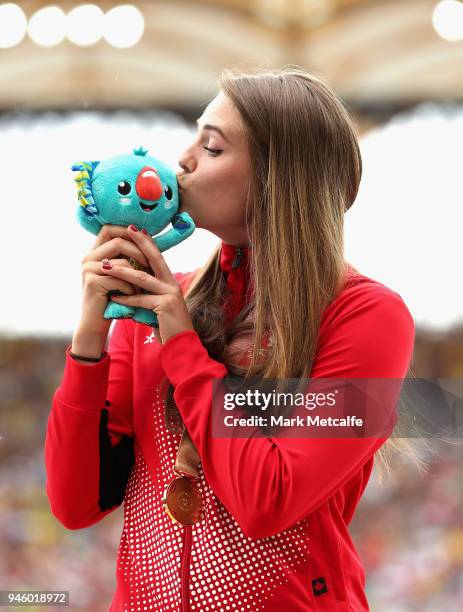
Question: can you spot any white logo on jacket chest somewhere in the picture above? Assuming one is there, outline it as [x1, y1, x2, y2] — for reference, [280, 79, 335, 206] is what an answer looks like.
[144, 331, 157, 344]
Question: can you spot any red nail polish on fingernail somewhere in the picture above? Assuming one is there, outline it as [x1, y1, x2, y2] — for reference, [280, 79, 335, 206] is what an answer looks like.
[129, 224, 138, 232]
[102, 260, 112, 269]
[141, 228, 148, 236]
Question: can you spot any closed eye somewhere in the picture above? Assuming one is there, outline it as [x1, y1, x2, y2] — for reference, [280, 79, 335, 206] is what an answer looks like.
[203, 146, 222, 157]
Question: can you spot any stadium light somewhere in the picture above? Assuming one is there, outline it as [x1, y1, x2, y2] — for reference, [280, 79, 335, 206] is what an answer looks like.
[0, 3, 27, 48]
[65, 3, 104, 46]
[103, 4, 144, 48]
[432, 0, 463, 41]
[27, 6, 66, 47]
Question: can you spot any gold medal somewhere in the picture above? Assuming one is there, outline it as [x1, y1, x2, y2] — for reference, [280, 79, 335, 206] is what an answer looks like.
[163, 471, 204, 526]
[162, 422, 203, 526]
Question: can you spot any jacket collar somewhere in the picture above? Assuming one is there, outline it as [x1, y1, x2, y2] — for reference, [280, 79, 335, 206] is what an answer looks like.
[220, 241, 251, 273]
[218, 241, 354, 325]
[219, 241, 252, 325]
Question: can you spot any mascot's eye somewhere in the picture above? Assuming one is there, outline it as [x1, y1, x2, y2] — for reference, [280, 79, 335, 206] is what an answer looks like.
[164, 185, 173, 200]
[118, 181, 131, 196]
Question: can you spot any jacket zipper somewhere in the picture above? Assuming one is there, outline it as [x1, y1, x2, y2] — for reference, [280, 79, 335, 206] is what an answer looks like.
[180, 526, 192, 611]
[179, 246, 242, 608]
[231, 247, 243, 269]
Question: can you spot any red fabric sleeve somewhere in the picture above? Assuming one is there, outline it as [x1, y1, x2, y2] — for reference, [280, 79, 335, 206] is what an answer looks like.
[158, 288, 415, 539]
[44, 317, 135, 530]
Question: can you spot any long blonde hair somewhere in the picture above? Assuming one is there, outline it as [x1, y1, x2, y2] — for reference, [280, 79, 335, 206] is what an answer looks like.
[163, 65, 431, 484]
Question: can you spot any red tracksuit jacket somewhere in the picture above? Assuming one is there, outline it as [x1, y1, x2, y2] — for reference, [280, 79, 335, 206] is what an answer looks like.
[44, 241, 415, 611]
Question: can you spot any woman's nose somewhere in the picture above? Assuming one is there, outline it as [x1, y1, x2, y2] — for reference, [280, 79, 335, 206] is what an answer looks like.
[177, 155, 195, 173]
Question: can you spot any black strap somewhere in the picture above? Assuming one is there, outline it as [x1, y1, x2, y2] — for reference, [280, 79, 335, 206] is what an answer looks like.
[69, 350, 106, 362]
[98, 405, 135, 511]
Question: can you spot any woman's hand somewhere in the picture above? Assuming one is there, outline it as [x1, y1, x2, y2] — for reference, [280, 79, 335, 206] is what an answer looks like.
[100, 224, 195, 345]
[77, 225, 150, 335]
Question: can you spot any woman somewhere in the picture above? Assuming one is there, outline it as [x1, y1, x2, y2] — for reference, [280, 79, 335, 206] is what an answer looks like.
[45, 67, 415, 611]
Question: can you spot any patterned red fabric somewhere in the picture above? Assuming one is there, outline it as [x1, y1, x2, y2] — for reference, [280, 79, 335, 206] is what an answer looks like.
[45, 242, 415, 610]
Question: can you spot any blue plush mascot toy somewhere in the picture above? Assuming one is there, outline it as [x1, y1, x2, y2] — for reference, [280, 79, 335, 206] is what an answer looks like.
[72, 146, 195, 329]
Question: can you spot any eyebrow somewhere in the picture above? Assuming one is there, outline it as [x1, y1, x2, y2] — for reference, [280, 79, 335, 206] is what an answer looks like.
[196, 119, 231, 144]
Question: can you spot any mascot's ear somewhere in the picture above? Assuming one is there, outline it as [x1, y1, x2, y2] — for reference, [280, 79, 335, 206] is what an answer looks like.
[71, 160, 100, 216]
[71, 160, 100, 173]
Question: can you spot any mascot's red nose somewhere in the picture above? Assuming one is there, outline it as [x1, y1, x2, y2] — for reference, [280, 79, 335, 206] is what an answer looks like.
[136, 166, 163, 201]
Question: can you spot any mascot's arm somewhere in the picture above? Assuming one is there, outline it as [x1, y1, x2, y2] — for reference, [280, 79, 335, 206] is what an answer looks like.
[152, 212, 195, 252]
[75, 204, 102, 236]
